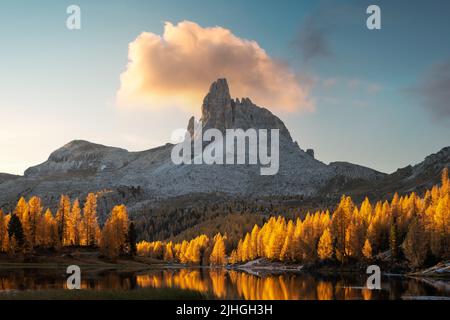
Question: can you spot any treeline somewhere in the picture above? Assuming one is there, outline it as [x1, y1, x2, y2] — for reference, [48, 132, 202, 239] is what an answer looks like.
[169, 213, 265, 250]
[134, 198, 305, 242]
[137, 169, 450, 269]
[0, 193, 136, 261]
[137, 233, 227, 266]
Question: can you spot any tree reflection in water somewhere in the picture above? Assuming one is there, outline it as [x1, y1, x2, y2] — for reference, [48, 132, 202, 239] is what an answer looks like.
[0, 268, 448, 300]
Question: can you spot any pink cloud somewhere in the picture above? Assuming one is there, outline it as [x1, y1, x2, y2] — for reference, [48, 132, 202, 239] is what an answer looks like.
[117, 21, 313, 113]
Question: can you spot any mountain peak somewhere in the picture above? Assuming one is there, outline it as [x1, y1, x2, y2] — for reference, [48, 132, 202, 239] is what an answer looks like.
[195, 78, 293, 140]
[205, 78, 230, 102]
[200, 78, 233, 132]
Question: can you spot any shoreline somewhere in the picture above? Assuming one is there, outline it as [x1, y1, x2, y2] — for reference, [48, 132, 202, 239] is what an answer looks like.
[1, 258, 448, 280]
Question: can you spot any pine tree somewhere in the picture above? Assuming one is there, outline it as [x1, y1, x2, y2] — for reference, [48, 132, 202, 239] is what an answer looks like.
[8, 214, 24, 249]
[127, 222, 137, 256]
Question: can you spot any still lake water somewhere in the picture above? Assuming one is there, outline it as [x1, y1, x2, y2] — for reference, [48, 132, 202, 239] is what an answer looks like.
[0, 267, 449, 300]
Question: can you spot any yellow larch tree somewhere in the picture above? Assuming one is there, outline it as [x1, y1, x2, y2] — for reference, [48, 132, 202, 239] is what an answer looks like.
[164, 241, 174, 261]
[317, 228, 333, 260]
[55, 195, 71, 245]
[82, 193, 99, 246]
[241, 233, 251, 262]
[402, 216, 428, 268]
[362, 238, 373, 260]
[14, 197, 28, 222]
[210, 233, 226, 266]
[68, 199, 82, 246]
[280, 220, 295, 261]
[249, 225, 259, 260]
[27, 196, 43, 248]
[37, 208, 58, 248]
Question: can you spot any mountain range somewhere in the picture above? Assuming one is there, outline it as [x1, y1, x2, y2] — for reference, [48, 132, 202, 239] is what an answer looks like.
[0, 79, 448, 218]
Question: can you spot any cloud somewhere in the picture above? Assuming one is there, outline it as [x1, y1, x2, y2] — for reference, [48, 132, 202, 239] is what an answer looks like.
[117, 21, 313, 113]
[413, 60, 450, 119]
[293, 17, 333, 64]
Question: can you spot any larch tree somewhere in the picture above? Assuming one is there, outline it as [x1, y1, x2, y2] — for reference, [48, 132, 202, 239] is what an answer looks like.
[317, 228, 333, 260]
[362, 239, 373, 260]
[210, 233, 226, 266]
[14, 197, 28, 222]
[82, 193, 99, 246]
[37, 209, 57, 248]
[402, 216, 428, 268]
[241, 233, 251, 262]
[100, 204, 129, 259]
[390, 193, 399, 262]
[69, 199, 82, 246]
[100, 219, 119, 260]
[266, 218, 285, 260]
[27, 196, 43, 248]
[431, 195, 449, 259]
[280, 220, 295, 261]
[55, 195, 71, 245]
[332, 196, 352, 263]
[164, 241, 174, 261]
[249, 225, 259, 260]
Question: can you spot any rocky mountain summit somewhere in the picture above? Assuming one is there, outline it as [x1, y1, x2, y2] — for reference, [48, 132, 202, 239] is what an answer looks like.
[191, 79, 292, 139]
[0, 78, 446, 216]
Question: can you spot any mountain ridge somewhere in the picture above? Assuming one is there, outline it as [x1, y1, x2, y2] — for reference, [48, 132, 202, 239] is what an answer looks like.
[0, 79, 447, 217]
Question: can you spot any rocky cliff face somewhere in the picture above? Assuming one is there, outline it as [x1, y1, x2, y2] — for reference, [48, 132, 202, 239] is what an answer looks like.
[24, 140, 135, 177]
[0, 78, 390, 215]
[0, 173, 19, 184]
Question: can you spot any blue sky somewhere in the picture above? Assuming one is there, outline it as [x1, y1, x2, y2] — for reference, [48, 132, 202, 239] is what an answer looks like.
[0, 0, 449, 175]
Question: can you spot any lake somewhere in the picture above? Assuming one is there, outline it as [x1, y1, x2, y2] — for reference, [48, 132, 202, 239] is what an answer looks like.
[0, 267, 449, 300]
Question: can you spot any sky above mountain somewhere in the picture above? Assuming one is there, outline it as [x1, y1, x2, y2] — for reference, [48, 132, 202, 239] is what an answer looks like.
[0, 0, 449, 175]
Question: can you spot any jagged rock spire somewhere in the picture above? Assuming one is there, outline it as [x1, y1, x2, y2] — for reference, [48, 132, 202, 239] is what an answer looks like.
[188, 78, 293, 141]
[200, 78, 234, 132]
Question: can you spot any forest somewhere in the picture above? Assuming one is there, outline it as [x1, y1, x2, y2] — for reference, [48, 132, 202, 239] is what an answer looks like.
[136, 169, 450, 269]
[0, 193, 136, 260]
[1, 169, 448, 269]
